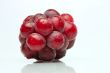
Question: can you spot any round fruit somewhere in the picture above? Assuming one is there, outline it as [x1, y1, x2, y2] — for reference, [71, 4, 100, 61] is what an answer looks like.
[35, 18, 53, 36]
[61, 13, 74, 22]
[63, 22, 77, 41]
[44, 9, 60, 18]
[20, 22, 35, 38]
[21, 43, 37, 59]
[23, 15, 34, 23]
[26, 33, 46, 51]
[34, 13, 46, 23]
[51, 16, 64, 32]
[38, 47, 56, 61]
[47, 31, 65, 50]
[55, 49, 66, 59]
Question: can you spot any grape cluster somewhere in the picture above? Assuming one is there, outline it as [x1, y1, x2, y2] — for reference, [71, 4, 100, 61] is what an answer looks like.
[19, 9, 77, 61]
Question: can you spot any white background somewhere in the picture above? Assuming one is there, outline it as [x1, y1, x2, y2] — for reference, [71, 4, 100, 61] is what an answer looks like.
[0, 0, 110, 73]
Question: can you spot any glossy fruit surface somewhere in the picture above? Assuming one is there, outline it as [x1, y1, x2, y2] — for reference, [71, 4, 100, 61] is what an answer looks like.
[60, 36, 69, 51]
[51, 16, 64, 32]
[67, 39, 76, 49]
[20, 22, 35, 38]
[34, 13, 46, 23]
[47, 31, 65, 50]
[44, 9, 60, 18]
[21, 43, 36, 59]
[26, 33, 46, 51]
[19, 9, 77, 61]
[23, 15, 34, 23]
[61, 13, 74, 22]
[38, 47, 56, 61]
[19, 33, 26, 44]
[55, 49, 66, 59]
[63, 22, 77, 41]
[35, 18, 53, 36]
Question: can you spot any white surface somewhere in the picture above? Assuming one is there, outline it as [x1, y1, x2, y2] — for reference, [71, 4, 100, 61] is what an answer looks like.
[0, 0, 110, 73]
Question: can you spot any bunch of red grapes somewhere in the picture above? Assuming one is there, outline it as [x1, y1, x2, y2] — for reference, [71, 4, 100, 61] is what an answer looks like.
[19, 9, 77, 61]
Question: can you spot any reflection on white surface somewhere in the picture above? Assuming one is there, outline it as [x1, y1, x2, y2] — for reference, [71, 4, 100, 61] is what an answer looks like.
[21, 61, 75, 73]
